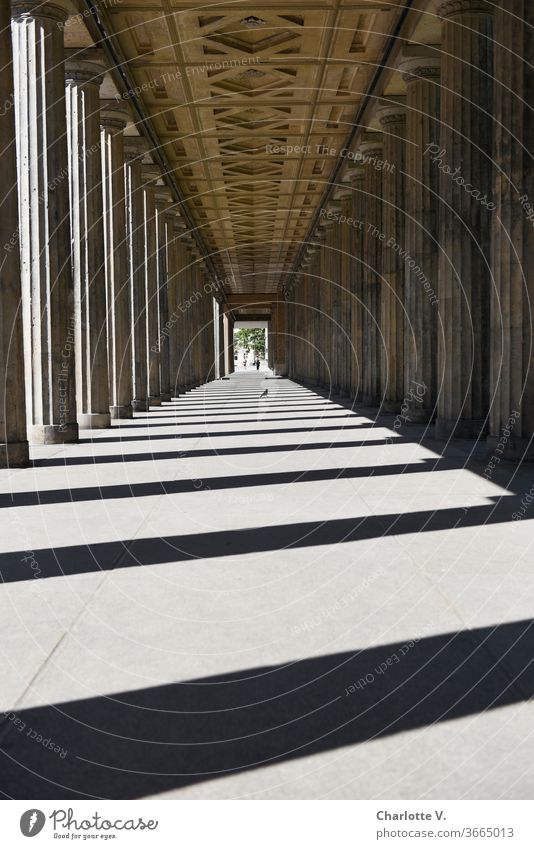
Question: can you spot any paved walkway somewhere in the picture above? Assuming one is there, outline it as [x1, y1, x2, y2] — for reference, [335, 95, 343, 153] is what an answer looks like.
[1, 372, 534, 799]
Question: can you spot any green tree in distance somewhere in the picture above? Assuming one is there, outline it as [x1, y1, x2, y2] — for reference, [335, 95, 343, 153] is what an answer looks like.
[234, 328, 266, 357]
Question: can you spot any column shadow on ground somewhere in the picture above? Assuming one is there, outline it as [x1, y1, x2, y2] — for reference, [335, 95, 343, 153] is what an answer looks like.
[1, 619, 533, 799]
[0, 494, 524, 584]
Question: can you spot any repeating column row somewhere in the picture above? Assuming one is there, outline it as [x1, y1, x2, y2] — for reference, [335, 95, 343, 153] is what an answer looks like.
[0, 0, 221, 466]
[288, 0, 531, 459]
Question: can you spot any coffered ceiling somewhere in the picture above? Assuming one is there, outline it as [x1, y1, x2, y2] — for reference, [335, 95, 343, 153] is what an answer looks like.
[75, 0, 409, 294]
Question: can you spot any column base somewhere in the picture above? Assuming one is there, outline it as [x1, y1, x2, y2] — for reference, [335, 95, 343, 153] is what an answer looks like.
[0, 441, 30, 467]
[382, 399, 402, 414]
[78, 412, 111, 429]
[487, 435, 534, 462]
[161, 393, 172, 402]
[132, 399, 149, 413]
[435, 417, 487, 440]
[109, 405, 133, 420]
[362, 394, 379, 407]
[149, 396, 162, 406]
[404, 406, 434, 424]
[29, 423, 79, 444]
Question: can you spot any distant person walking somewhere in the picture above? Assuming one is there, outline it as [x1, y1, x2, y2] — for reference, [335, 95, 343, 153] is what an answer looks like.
[255, 358, 260, 370]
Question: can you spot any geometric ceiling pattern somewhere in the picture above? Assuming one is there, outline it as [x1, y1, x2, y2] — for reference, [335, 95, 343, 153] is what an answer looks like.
[101, 0, 405, 293]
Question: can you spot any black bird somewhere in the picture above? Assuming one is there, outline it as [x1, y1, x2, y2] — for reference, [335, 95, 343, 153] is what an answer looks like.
[259, 389, 268, 398]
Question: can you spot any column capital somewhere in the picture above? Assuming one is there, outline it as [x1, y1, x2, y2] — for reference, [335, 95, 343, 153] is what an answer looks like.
[141, 164, 161, 186]
[326, 202, 342, 216]
[124, 136, 150, 162]
[398, 47, 441, 83]
[11, 0, 70, 23]
[376, 96, 407, 128]
[100, 100, 130, 132]
[65, 48, 107, 87]
[438, 1, 493, 19]
[357, 131, 383, 160]
[347, 165, 365, 184]
[333, 180, 352, 201]
[173, 216, 187, 234]
[154, 186, 173, 207]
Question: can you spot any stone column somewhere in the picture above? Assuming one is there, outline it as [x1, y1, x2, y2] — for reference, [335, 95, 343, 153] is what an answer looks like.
[271, 298, 288, 376]
[141, 165, 161, 406]
[191, 251, 203, 387]
[216, 301, 225, 378]
[347, 166, 365, 400]
[292, 270, 303, 381]
[302, 264, 315, 380]
[0, 0, 28, 466]
[65, 49, 110, 429]
[335, 190, 353, 396]
[202, 275, 215, 382]
[310, 249, 322, 386]
[378, 101, 407, 413]
[124, 137, 149, 412]
[12, 0, 78, 443]
[182, 239, 196, 390]
[435, 0, 494, 439]
[324, 205, 342, 394]
[100, 100, 133, 419]
[489, 0, 534, 459]
[358, 133, 384, 406]
[285, 283, 294, 379]
[166, 215, 178, 394]
[316, 230, 330, 387]
[223, 307, 234, 376]
[400, 53, 441, 423]
[342, 193, 352, 397]
[167, 213, 187, 396]
[154, 187, 173, 401]
[173, 236, 189, 392]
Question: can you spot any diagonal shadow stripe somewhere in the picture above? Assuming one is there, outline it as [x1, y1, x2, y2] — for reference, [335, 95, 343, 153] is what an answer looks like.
[0, 459, 461, 509]
[0, 496, 522, 584]
[79, 422, 372, 444]
[1, 619, 532, 798]
[92, 413, 359, 429]
[32, 437, 406, 467]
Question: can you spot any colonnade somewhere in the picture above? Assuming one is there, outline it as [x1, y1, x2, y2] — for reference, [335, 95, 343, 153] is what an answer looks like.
[287, 0, 534, 459]
[0, 0, 219, 467]
[2, 0, 533, 468]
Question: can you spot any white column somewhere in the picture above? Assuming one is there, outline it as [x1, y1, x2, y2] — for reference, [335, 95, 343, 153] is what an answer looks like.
[100, 100, 133, 419]
[65, 49, 110, 429]
[154, 187, 173, 401]
[0, 0, 28, 466]
[12, 0, 78, 443]
[124, 137, 149, 413]
[141, 165, 161, 406]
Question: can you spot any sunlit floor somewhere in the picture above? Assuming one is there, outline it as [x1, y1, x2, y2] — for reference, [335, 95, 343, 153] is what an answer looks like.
[1, 371, 534, 799]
